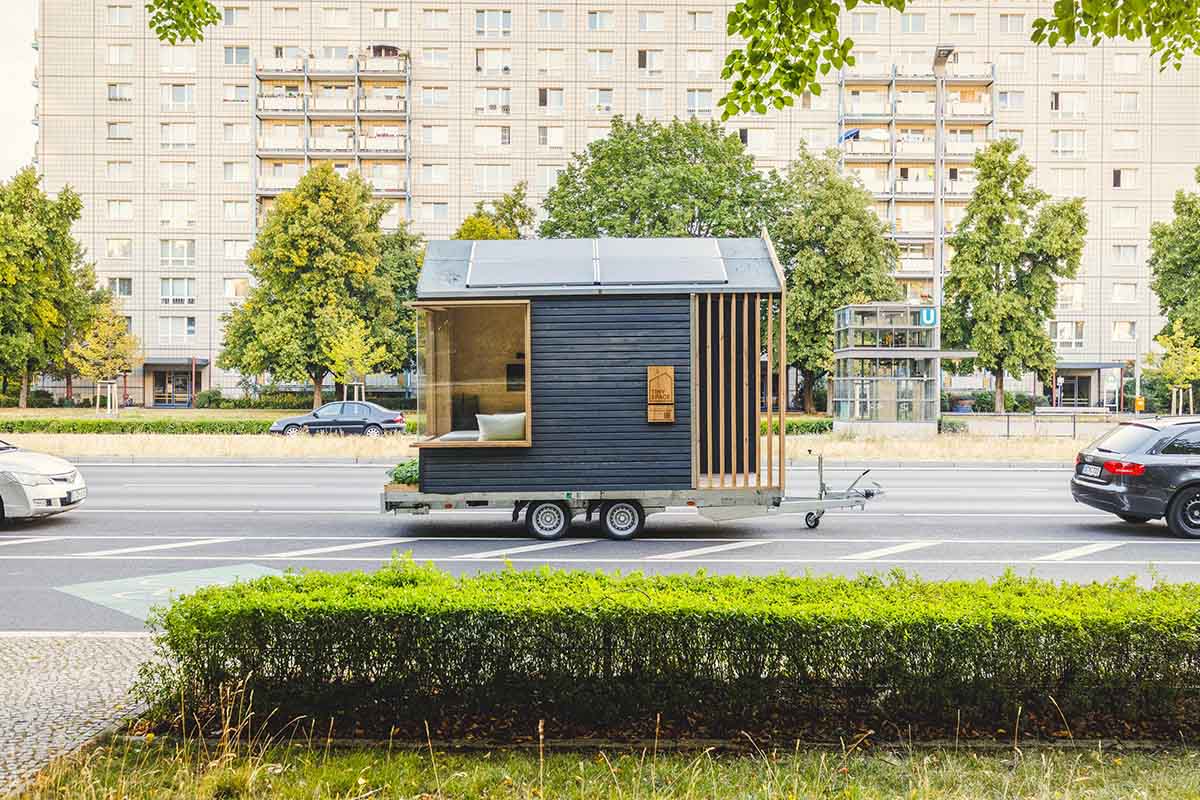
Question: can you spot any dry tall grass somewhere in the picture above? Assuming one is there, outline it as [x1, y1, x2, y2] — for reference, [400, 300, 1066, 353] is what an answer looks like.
[785, 433, 1088, 463]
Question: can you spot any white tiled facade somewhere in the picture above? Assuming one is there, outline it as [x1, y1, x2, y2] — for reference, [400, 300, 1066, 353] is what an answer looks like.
[35, 0, 1199, 400]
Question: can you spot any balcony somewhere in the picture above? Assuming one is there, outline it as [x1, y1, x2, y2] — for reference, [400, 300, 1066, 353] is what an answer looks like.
[258, 57, 305, 73]
[895, 139, 934, 157]
[258, 95, 304, 112]
[369, 178, 408, 195]
[897, 257, 935, 274]
[845, 61, 891, 79]
[944, 140, 984, 158]
[944, 179, 977, 196]
[945, 63, 995, 81]
[361, 95, 407, 114]
[894, 178, 935, 195]
[310, 57, 357, 74]
[895, 100, 935, 117]
[311, 95, 355, 112]
[845, 100, 890, 117]
[360, 135, 406, 155]
[258, 173, 302, 191]
[380, 208, 404, 230]
[257, 135, 305, 153]
[895, 64, 934, 79]
[309, 134, 356, 152]
[894, 218, 935, 236]
[360, 56, 408, 74]
[949, 100, 990, 117]
[843, 139, 890, 159]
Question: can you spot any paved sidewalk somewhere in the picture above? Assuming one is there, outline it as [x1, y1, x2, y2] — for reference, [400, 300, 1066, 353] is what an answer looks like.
[0, 633, 153, 796]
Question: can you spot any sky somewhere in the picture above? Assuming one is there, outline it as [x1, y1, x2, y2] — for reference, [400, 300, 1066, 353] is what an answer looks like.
[1, 0, 39, 181]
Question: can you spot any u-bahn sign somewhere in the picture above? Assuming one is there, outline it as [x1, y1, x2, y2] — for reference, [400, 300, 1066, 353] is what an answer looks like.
[919, 307, 939, 327]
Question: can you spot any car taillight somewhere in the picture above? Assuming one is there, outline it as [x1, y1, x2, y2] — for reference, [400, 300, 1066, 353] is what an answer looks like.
[1075, 453, 1084, 465]
[392, 415, 406, 423]
[1103, 460, 1146, 476]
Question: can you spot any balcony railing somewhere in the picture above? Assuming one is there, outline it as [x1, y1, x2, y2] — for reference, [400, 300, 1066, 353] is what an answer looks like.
[944, 180, 977, 195]
[944, 140, 984, 156]
[950, 101, 990, 116]
[258, 95, 304, 112]
[309, 135, 356, 151]
[361, 95, 407, 113]
[370, 178, 407, 193]
[895, 101, 935, 116]
[897, 257, 935, 273]
[896, 140, 934, 156]
[844, 139, 890, 155]
[258, 173, 302, 190]
[311, 95, 355, 112]
[846, 101, 889, 115]
[258, 135, 304, 151]
[310, 57, 357, 73]
[361, 56, 407, 73]
[895, 219, 935, 235]
[259, 57, 305, 72]
[894, 179, 935, 194]
[360, 135, 406, 153]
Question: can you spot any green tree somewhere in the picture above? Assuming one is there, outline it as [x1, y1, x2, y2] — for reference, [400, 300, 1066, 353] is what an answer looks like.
[328, 318, 389, 398]
[452, 214, 518, 241]
[473, 181, 535, 237]
[539, 116, 778, 238]
[771, 146, 900, 413]
[719, 1, 1200, 119]
[145, 0, 222, 42]
[1146, 320, 1200, 415]
[66, 298, 141, 408]
[49, 261, 110, 402]
[378, 224, 425, 371]
[218, 164, 405, 410]
[943, 139, 1088, 413]
[0, 168, 86, 408]
[1149, 166, 1200, 341]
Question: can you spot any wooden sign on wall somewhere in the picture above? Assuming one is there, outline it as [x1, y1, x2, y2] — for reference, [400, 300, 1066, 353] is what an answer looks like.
[647, 366, 675, 423]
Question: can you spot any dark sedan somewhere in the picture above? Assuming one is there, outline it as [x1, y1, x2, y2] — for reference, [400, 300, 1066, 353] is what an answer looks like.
[269, 401, 407, 438]
[1071, 417, 1200, 536]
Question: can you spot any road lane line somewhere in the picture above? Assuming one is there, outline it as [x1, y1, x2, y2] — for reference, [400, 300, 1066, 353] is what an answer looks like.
[1035, 542, 1126, 561]
[453, 539, 591, 560]
[75, 537, 237, 557]
[0, 537, 63, 548]
[840, 541, 941, 561]
[267, 538, 417, 558]
[648, 540, 771, 560]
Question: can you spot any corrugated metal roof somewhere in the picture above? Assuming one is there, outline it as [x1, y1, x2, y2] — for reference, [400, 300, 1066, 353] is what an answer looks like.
[416, 237, 784, 298]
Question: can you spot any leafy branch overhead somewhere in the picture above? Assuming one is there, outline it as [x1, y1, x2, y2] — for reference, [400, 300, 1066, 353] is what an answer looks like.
[145, 0, 222, 43]
[720, 0, 1200, 118]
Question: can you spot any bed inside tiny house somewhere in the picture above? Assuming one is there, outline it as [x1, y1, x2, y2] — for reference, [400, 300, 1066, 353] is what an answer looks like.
[409, 236, 788, 499]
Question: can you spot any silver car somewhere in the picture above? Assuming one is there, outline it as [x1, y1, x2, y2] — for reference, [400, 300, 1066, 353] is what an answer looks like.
[0, 439, 87, 522]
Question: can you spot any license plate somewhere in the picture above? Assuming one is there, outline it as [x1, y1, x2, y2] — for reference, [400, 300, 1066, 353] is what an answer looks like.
[66, 488, 87, 504]
[1081, 464, 1102, 478]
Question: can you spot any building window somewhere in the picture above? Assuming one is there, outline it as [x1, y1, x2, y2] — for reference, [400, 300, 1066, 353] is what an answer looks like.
[106, 121, 133, 141]
[107, 199, 133, 221]
[272, 5, 300, 25]
[373, 7, 401, 28]
[998, 13, 1023, 33]
[1112, 168, 1137, 189]
[1052, 52, 1087, 81]
[537, 48, 565, 75]
[636, 49, 663, 76]
[223, 200, 250, 221]
[475, 48, 512, 75]
[223, 161, 249, 181]
[1049, 91, 1086, 119]
[321, 5, 350, 26]
[1112, 206, 1136, 227]
[159, 316, 196, 344]
[107, 83, 133, 102]
[1113, 52, 1139, 74]
[588, 87, 614, 113]
[637, 87, 665, 114]
[997, 128, 1024, 146]
[587, 10, 614, 30]
[997, 52, 1024, 74]
[899, 13, 925, 33]
[997, 90, 1024, 111]
[107, 44, 134, 66]
[686, 10, 713, 31]
[474, 163, 513, 192]
[947, 13, 975, 34]
[1112, 244, 1139, 265]
[161, 83, 195, 112]
[686, 49, 714, 76]
[106, 238, 133, 259]
[537, 125, 565, 147]
[160, 161, 196, 189]
[222, 5, 248, 25]
[1051, 167, 1086, 196]
[422, 202, 449, 221]
[638, 10, 664, 31]
[1052, 320, 1085, 350]
[537, 8, 564, 29]
[423, 7, 449, 29]
[1112, 282, 1137, 303]
[223, 45, 250, 65]
[224, 278, 251, 299]
[223, 123, 250, 143]
[1056, 283, 1083, 312]
[224, 239, 250, 260]
[421, 86, 449, 107]
[416, 48, 447, 68]
[538, 87, 565, 113]
[108, 277, 133, 297]
[160, 45, 196, 73]
[160, 239, 196, 267]
[475, 9, 512, 36]
[1113, 129, 1139, 151]
[421, 163, 449, 183]
[160, 200, 196, 227]
[421, 125, 450, 145]
[1050, 129, 1086, 158]
[160, 277, 196, 305]
[473, 125, 511, 147]
[1112, 320, 1137, 342]
[107, 4, 132, 25]
[223, 83, 250, 103]
[686, 88, 713, 117]
[536, 164, 565, 191]
[849, 12, 877, 33]
[1115, 91, 1139, 113]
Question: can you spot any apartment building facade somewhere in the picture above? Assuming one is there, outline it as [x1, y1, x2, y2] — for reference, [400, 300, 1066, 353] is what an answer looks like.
[34, 0, 1200, 406]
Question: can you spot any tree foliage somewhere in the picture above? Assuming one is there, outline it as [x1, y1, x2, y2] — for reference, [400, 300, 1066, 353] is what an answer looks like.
[720, 0, 1200, 119]
[66, 299, 140, 383]
[328, 318, 389, 390]
[472, 181, 535, 237]
[218, 165, 406, 410]
[1149, 165, 1200, 342]
[452, 214, 518, 241]
[145, 0, 222, 43]
[378, 224, 425, 371]
[0, 168, 88, 407]
[943, 139, 1088, 413]
[1147, 320, 1200, 389]
[770, 146, 900, 412]
[539, 116, 778, 238]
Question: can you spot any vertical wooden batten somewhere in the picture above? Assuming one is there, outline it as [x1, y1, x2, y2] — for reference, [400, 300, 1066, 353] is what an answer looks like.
[765, 297, 774, 489]
[741, 293, 750, 486]
[717, 295, 726, 489]
[690, 293, 699, 489]
[705, 294, 713, 486]
[754, 294, 761, 489]
[778, 290, 787, 491]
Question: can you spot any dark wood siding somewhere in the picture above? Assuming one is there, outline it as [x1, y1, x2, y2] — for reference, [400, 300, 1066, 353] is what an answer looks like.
[419, 296, 692, 493]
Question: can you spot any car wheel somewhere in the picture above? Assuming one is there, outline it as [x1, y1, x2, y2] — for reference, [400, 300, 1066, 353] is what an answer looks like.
[363, 424, 384, 439]
[282, 424, 303, 437]
[1117, 514, 1153, 524]
[600, 500, 644, 541]
[526, 501, 570, 541]
[1168, 487, 1200, 538]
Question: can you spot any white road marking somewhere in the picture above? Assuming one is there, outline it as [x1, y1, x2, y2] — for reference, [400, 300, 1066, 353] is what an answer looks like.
[0, 537, 62, 548]
[74, 509, 378, 515]
[0, 534, 1185, 545]
[1035, 542, 1126, 562]
[267, 538, 417, 558]
[452, 539, 591, 560]
[840, 541, 942, 561]
[121, 483, 318, 488]
[75, 537, 236, 557]
[648, 540, 771, 560]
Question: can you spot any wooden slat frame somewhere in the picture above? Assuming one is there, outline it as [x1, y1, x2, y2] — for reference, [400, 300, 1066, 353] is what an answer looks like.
[717, 295, 726, 488]
[705, 294, 713, 487]
[765, 296, 773, 488]
[741, 293, 750, 486]
[778, 291, 787, 490]
[754, 294, 761, 489]
[690, 293, 699, 489]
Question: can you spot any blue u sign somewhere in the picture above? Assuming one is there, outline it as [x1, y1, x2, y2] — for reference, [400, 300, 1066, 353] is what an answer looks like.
[919, 307, 938, 326]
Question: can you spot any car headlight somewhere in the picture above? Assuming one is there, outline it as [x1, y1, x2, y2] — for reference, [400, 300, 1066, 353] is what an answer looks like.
[2, 471, 53, 487]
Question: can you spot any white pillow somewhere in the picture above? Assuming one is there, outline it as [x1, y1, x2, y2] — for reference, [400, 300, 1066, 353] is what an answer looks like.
[477, 412, 526, 441]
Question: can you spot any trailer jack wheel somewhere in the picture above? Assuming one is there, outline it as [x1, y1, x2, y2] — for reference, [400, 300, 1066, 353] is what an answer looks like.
[804, 512, 822, 530]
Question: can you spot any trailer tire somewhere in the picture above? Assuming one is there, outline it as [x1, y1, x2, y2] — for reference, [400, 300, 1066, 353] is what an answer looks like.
[525, 501, 571, 540]
[600, 500, 645, 541]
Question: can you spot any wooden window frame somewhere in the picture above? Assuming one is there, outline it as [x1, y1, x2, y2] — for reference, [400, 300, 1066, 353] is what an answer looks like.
[410, 299, 533, 449]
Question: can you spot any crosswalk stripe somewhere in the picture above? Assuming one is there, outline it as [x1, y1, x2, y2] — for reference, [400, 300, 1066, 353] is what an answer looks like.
[839, 541, 941, 561]
[453, 539, 590, 560]
[648, 540, 770, 560]
[266, 538, 417, 558]
[1035, 542, 1125, 562]
[76, 537, 236, 557]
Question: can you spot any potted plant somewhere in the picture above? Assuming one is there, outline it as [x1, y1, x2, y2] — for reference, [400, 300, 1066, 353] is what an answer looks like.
[389, 458, 419, 491]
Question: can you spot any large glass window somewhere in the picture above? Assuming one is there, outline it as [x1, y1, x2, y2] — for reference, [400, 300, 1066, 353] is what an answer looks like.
[415, 301, 531, 446]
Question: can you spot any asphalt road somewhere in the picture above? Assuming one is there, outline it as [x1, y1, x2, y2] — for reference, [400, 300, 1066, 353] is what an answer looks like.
[2, 461, 1197, 632]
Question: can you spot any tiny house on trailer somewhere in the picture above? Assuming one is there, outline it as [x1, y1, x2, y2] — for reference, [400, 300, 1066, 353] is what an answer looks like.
[382, 236, 880, 539]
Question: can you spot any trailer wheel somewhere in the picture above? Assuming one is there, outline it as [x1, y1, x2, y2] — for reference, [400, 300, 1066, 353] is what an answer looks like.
[804, 512, 821, 530]
[601, 500, 645, 541]
[526, 501, 570, 540]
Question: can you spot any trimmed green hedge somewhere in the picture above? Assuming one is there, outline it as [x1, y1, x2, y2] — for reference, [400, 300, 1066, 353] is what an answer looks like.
[138, 563, 1200, 737]
[0, 418, 273, 435]
[759, 418, 833, 435]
